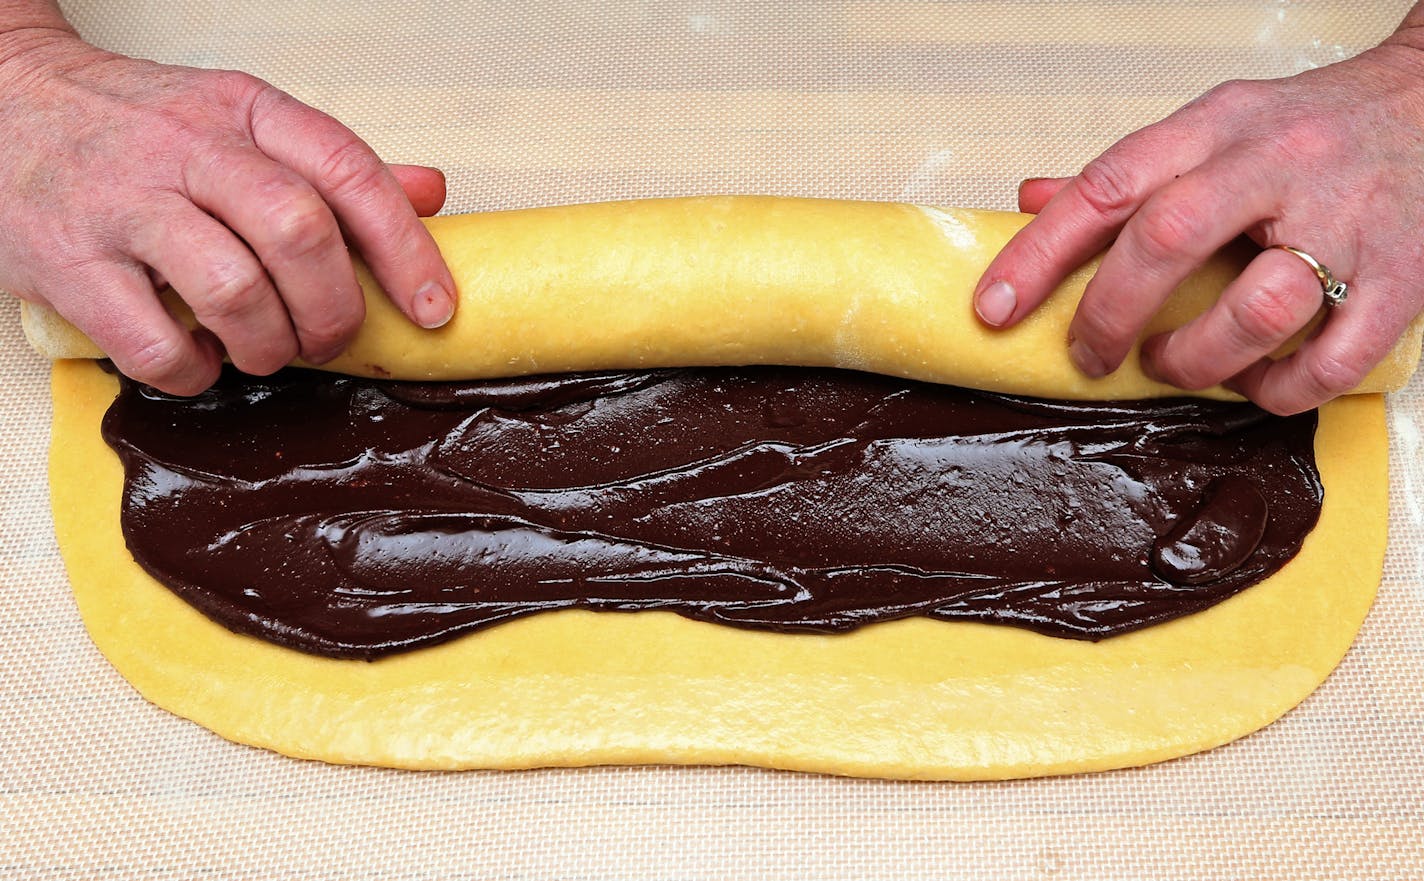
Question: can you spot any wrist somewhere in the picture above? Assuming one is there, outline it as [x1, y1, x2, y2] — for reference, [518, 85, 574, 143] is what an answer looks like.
[1345, 37, 1424, 100]
[0, 24, 97, 94]
[1382, 5, 1424, 72]
[0, 0, 72, 32]
[0, 24, 77, 61]
[0, 0, 79, 67]
[0, 0, 77, 56]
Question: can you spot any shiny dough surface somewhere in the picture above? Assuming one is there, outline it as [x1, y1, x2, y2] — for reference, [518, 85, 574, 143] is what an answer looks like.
[47, 197, 1393, 778]
[52, 362, 1385, 779]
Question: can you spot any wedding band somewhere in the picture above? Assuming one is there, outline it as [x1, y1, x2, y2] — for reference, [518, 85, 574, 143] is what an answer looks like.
[1270, 245, 1348, 308]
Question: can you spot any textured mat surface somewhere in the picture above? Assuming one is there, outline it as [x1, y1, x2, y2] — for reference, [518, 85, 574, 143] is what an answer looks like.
[3, 2, 1421, 877]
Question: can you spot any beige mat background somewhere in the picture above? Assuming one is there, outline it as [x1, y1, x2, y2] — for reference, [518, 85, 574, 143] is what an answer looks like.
[3, 2, 1422, 877]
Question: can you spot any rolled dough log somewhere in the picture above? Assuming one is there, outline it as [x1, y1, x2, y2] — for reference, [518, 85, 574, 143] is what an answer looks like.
[43, 197, 1395, 778]
[24, 197, 1423, 398]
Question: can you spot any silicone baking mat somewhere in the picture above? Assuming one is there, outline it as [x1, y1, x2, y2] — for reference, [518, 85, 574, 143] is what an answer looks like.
[3, 2, 1421, 877]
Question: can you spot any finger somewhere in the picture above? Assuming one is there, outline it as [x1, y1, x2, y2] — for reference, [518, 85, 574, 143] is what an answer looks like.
[46, 261, 222, 395]
[974, 119, 1219, 328]
[1067, 157, 1277, 377]
[1229, 280, 1407, 415]
[185, 147, 365, 363]
[1140, 248, 1324, 391]
[248, 90, 456, 329]
[129, 199, 300, 374]
[1017, 177, 1071, 214]
[389, 164, 447, 217]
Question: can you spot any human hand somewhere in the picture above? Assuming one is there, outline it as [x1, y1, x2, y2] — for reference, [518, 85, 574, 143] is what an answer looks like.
[972, 37, 1424, 415]
[0, 28, 456, 394]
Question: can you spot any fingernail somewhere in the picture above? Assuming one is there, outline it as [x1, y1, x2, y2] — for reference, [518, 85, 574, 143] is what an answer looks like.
[413, 281, 454, 329]
[1069, 339, 1108, 378]
[975, 280, 1017, 326]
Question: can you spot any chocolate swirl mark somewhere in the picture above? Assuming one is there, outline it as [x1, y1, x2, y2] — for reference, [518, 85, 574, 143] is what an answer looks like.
[101, 366, 1322, 660]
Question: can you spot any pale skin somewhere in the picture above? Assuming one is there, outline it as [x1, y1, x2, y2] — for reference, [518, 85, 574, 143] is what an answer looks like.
[0, 1, 455, 394]
[974, 4, 1424, 415]
[2, 3, 1422, 408]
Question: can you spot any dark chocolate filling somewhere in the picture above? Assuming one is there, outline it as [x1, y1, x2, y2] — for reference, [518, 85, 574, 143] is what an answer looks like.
[101, 365, 1321, 660]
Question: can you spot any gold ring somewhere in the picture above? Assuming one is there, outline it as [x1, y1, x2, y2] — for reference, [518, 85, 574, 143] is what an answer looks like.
[1270, 244, 1348, 308]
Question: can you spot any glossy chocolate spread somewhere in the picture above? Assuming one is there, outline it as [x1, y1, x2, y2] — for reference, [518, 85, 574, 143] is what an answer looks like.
[101, 366, 1322, 660]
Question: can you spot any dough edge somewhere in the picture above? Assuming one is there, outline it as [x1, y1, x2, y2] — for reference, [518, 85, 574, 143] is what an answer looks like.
[51, 360, 1387, 780]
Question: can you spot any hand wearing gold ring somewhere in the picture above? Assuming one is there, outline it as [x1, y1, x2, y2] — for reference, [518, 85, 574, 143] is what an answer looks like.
[1270, 245, 1348, 309]
[972, 3, 1424, 415]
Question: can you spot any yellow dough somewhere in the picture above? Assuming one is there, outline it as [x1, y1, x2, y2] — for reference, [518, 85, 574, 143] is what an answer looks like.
[44, 197, 1397, 778]
[24, 198, 1424, 399]
[51, 360, 1386, 778]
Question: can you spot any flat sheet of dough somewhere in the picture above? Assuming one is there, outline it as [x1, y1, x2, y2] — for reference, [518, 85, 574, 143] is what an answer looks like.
[51, 359, 1387, 779]
[25, 198, 1424, 399]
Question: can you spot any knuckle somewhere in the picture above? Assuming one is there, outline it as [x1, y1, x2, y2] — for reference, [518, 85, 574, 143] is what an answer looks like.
[1133, 198, 1204, 263]
[315, 138, 386, 197]
[1199, 78, 1260, 108]
[1071, 314, 1116, 354]
[299, 310, 362, 354]
[182, 144, 228, 187]
[121, 334, 197, 392]
[1229, 284, 1305, 345]
[1153, 354, 1216, 391]
[1070, 312, 1134, 370]
[1185, 79, 1266, 133]
[1071, 308, 1113, 346]
[1007, 233, 1060, 281]
[265, 193, 340, 261]
[1302, 350, 1366, 399]
[201, 264, 271, 321]
[210, 69, 270, 108]
[1247, 388, 1297, 417]
[1075, 155, 1140, 217]
[238, 335, 300, 376]
[1071, 293, 1133, 347]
